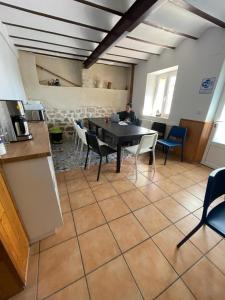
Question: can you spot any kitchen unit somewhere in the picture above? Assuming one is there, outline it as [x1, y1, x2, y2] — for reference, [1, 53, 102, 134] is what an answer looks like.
[0, 122, 63, 243]
[0, 165, 29, 299]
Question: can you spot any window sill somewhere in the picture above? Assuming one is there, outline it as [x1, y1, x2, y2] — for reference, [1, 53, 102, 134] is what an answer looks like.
[142, 115, 169, 121]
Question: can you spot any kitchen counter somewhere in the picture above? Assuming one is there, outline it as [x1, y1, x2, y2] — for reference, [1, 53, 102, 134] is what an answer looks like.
[1, 121, 63, 242]
[0, 122, 51, 163]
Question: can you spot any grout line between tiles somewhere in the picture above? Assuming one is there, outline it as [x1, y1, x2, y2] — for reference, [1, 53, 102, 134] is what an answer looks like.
[86, 177, 145, 300]
[53, 159, 219, 299]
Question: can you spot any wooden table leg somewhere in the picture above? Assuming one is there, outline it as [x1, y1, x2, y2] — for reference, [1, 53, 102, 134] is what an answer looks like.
[116, 144, 121, 173]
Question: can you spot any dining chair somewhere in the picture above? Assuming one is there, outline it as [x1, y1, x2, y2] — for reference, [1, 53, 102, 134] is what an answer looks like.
[84, 132, 117, 181]
[177, 167, 225, 248]
[157, 125, 187, 165]
[151, 122, 166, 139]
[125, 133, 158, 180]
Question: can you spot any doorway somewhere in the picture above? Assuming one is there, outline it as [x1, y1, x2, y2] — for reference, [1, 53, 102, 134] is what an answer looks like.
[202, 88, 225, 168]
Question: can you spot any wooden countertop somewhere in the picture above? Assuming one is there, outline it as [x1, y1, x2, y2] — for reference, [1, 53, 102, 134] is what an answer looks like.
[0, 122, 51, 163]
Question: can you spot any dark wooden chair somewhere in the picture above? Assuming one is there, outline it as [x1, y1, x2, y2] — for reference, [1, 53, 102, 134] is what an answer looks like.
[84, 132, 117, 181]
[177, 167, 225, 248]
[151, 122, 166, 139]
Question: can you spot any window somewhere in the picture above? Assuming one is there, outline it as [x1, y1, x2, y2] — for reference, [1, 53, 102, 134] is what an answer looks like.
[143, 67, 177, 118]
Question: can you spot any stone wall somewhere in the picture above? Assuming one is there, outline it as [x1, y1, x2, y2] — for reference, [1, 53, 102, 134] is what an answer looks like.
[45, 106, 116, 135]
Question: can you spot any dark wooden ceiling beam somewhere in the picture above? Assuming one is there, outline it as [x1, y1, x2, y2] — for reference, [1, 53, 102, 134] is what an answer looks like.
[83, 0, 159, 68]
[170, 0, 225, 28]
[73, 0, 124, 16]
[0, 1, 109, 33]
[3, 22, 100, 44]
[142, 20, 198, 40]
[115, 45, 159, 55]
[10, 36, 93, 52]
[127, 36, 175, 49]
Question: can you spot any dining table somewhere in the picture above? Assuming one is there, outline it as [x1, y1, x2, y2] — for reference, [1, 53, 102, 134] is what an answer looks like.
[88, 118, 156, 173]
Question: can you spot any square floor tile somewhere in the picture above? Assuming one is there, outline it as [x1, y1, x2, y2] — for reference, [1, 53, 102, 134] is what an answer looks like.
[73, 203, 105, 235]
[128, 173, 151, 187]
[109, 214, 148, 252]
[155, 179, 182, 194]
[175, 214, 222, 253]
[170, 174, 195, 188]
[155, 197, 189, 222]
[99, 195, 130, 221]
[87, 256, 142, 300]
[172, 190, 203, 212]
[40, 212, 76, 251]
[153, 225, 202, 274]
[104, 171, 126, 182]
[183, 168, 208, 183]
[157, 166, 178, 177]
[207, 240, 225, 274]
[143, 171, 166, 182]
[60, 194, 71, 213]
[186, 184, 206, 201]
[67, 178, 89, 193]
[124, 239, 177, 299]
[56, 172, 65, 183]
[69, 188, 96, 210]
[10, 254, 39, 300]
[182, 258, 225, 300]
[79, 225, 120, 273]
[38, 238, 83, 300]
[111, 180, 135, 194]
[137, 163, 153, 172]
[139, 183, 168, 202]
[193, 207, 203, 219]
[157, 279, 195, 300]
[46, 278, 89, 300]
[57, 181, 67, 196]
[92, 183, 117, 201]
[64, 168, 84, 181]
[134, 205, 171, 236]
[85, 174, 108, 187]
[120, 189, 150, 211]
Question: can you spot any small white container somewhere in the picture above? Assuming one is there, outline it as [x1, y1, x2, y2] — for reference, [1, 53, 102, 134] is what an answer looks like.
[0, 137, 6, 156]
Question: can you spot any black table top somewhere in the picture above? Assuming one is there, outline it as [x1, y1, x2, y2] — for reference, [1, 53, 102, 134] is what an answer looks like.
[89, 118, 156, 141]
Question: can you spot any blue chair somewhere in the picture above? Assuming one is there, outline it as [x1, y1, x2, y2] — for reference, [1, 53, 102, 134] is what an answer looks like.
[177, 167, 225, 248]
[157, 125, 187, 165]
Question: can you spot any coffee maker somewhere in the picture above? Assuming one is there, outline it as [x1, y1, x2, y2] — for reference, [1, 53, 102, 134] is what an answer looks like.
[0, 100, 32, 142]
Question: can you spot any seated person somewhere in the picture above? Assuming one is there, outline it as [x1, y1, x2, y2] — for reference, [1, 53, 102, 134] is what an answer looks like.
[118, 103, 136, 123]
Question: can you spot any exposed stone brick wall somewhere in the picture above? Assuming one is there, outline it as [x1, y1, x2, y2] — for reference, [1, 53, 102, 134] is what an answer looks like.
[45, 106, 116, 135]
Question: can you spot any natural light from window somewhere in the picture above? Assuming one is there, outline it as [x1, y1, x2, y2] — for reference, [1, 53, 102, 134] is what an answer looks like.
[213, 100, 225, 145]
[143, 66, 178, 118]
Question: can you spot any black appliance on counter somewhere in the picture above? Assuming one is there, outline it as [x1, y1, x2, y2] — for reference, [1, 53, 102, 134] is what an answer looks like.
[0, 100, 32, 142]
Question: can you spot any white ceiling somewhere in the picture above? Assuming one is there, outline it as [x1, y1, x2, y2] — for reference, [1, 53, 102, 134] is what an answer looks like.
[0, 0, 224, 67]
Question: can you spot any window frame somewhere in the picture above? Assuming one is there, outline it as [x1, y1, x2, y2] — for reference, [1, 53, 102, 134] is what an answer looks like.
[151, 70, 177, 118]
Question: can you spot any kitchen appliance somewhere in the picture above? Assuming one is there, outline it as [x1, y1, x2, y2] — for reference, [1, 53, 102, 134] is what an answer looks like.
[24, 100, 45, 121]
[0, 100, 32, 142]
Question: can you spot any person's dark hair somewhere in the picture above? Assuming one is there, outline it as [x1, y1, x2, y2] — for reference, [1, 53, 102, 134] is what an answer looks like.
[126, 103, 132, 108]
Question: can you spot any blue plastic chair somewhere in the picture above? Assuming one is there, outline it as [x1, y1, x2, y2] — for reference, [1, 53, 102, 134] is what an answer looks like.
[177, 167, 225, 248]
[157, 125, 187, 165]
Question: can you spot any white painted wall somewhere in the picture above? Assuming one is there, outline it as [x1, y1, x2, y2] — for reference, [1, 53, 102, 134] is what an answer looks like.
[132, 27, 225, 125]
[18, 51, 128, 111]
[0, 23, 26, 100]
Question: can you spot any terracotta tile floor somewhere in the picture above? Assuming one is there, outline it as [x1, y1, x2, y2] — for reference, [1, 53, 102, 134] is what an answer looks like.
[11, 154, 225, 300]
